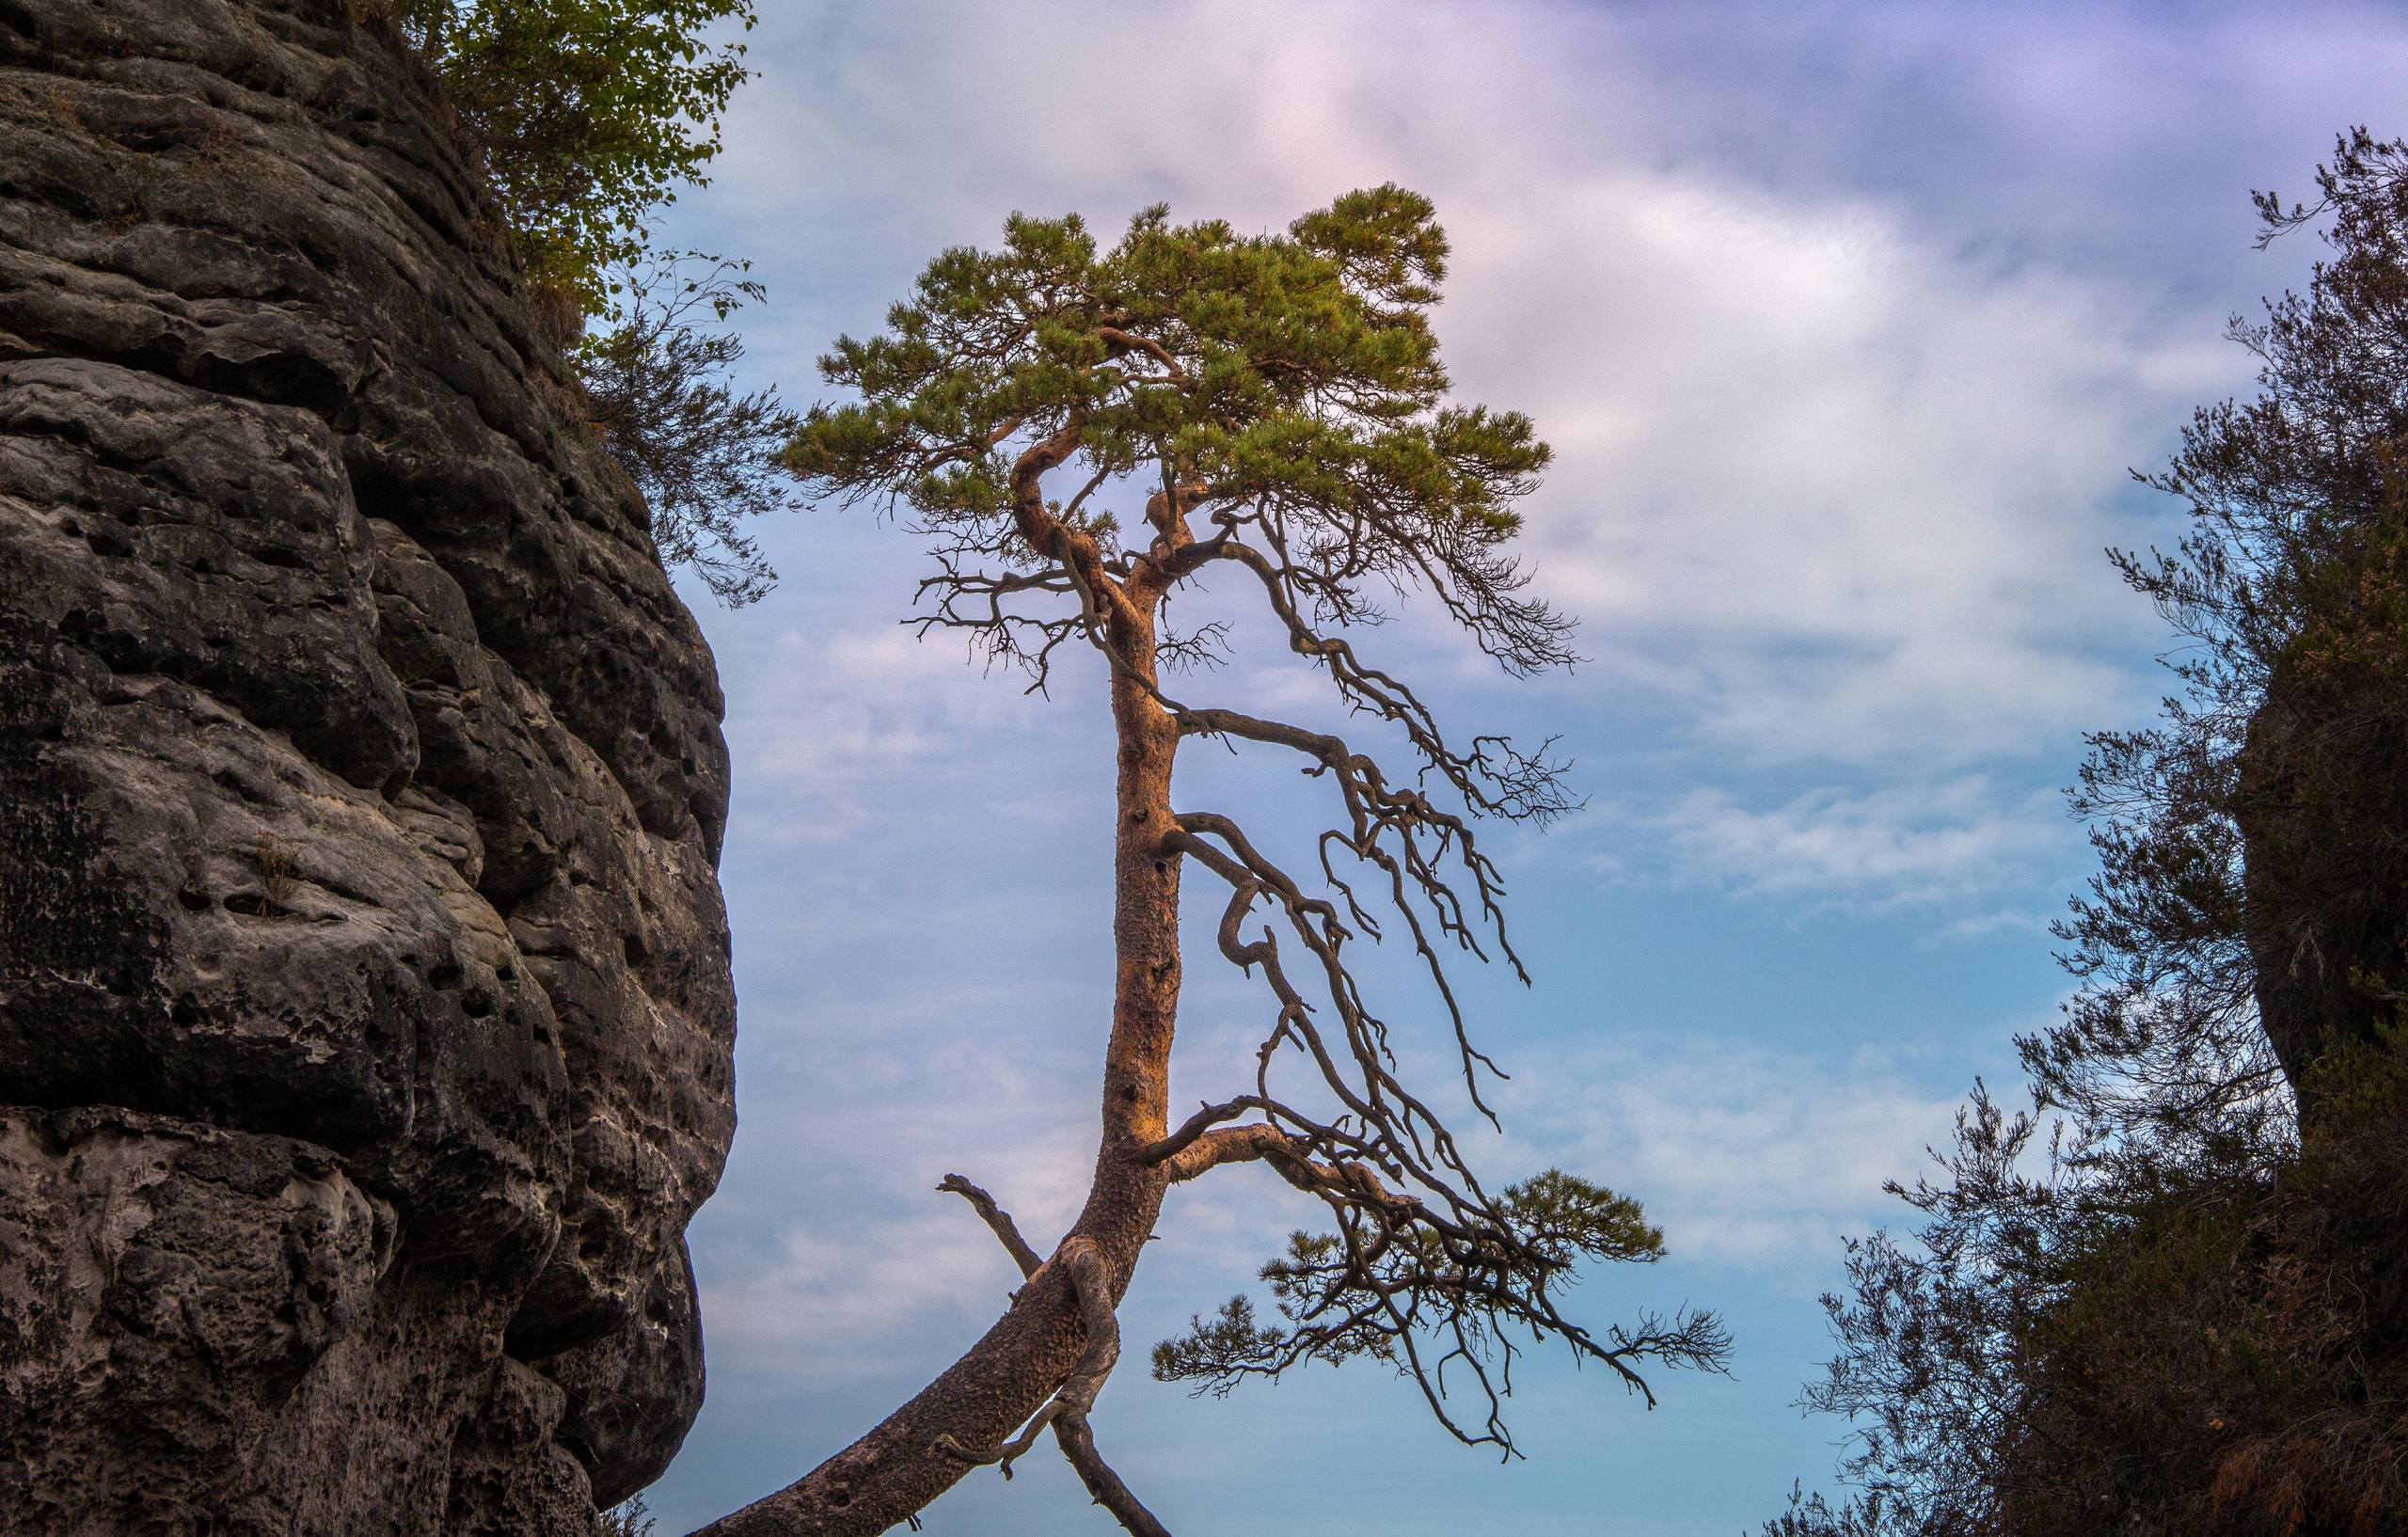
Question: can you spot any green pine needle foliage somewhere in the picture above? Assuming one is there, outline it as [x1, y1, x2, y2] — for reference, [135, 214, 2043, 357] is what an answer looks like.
[784, 187, 1558, 645]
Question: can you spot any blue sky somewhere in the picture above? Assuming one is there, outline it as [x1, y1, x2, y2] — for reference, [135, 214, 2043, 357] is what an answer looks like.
[633, 4, 2408, 1532]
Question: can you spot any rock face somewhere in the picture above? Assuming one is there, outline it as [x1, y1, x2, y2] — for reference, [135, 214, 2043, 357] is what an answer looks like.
[0, 3, 739, 1531]
[2241, 649, 2408, 1112]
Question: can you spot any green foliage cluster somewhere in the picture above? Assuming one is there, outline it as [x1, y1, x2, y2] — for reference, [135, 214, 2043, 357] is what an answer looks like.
[391, 0, 755, 320]
[1773, 130, 2408, 1537]
[376, 1, 793, 603]
[784, 186, 1566, 674]
[1152, 1171, 1671, 1393]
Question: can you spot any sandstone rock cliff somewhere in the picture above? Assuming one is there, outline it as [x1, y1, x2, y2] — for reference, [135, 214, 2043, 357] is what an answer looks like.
[0, 2, 740, 1530]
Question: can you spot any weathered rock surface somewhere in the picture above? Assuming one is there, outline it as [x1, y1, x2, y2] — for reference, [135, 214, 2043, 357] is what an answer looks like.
[0, 2, 739, 1530]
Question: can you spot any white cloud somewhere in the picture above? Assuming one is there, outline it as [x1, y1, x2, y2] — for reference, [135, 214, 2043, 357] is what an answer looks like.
[693, 1006, 1105, 1386]
[712, 0, 2240, 783]
[699, 1212, 1008, 1378]
[1647, 777, 2071, 908]
[1496, 1039, 1969, 1272]
[690, 0, 2258, 927]
[721, 619, 1108, 847]
[1435, 164, 2230, 771]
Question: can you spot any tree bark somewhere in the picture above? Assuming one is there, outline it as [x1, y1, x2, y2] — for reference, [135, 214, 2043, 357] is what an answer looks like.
[689, 603, 1178, 1537]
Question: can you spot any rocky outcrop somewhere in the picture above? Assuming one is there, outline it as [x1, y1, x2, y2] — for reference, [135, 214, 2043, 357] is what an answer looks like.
[2240, 647, 2408, 1111]
[0, 2, 739, 1531]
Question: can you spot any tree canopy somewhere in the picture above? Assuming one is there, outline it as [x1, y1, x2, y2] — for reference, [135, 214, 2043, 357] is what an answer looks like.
[786, 185, 1575, 690]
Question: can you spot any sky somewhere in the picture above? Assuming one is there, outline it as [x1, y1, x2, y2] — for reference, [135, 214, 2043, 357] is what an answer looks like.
[632, 4, 2408, 1532]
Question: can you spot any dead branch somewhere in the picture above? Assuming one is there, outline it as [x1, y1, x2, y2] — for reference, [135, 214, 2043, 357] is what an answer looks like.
[1148, 809, 1731, 1451]
[938, 1173, 1044, 1280]
[1053, 1414, 1175, 1537]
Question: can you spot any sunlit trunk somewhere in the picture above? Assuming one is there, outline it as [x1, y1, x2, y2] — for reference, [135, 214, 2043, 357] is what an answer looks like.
[689, 609, 1177, 1537]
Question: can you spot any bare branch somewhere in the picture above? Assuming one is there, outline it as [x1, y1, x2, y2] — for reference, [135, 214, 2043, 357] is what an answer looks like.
[1150, 815, 1730, 1451]
[1053, 1416, 1175, 1537]
[937, 1173, 1043, 1280]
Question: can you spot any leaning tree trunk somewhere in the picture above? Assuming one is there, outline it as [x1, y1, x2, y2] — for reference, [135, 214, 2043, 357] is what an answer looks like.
[691, 604, 1179, 1537]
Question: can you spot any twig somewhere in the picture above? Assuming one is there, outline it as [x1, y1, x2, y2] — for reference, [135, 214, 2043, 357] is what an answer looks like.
[936, 1173, 1043, 1280]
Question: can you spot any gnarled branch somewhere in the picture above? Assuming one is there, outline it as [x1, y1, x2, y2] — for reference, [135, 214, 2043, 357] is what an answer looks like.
[934, 1184, 1175, 1537]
